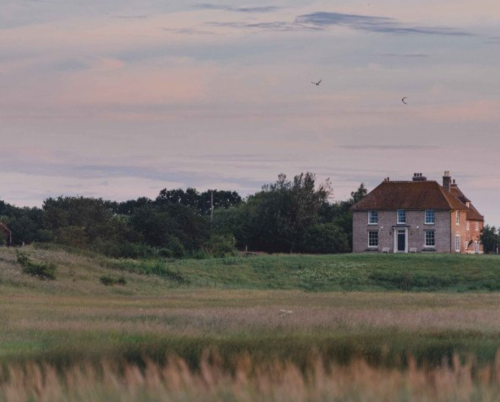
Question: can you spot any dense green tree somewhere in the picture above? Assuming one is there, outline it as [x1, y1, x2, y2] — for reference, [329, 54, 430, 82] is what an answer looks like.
[129, 204, 210, 252]
[481, 225, 499, 254]
[242, 173, 332, 252]
[197, 190, 242, 216]
[300, 223, 350, 254]
[318, 183, 367, 250]
[0, 200, 44, 245]
[115, 197, 152, 215]
[155, 188, 242, 216]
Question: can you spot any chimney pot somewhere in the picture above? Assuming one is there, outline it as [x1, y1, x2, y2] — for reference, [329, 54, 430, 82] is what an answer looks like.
[412, 173, 427, 182]
[443, 171, 451, 191]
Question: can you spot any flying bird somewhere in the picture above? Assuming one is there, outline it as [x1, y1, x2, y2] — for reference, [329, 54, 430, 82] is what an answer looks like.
[311, 79, 322, 86]
[402, 97, 408, 105]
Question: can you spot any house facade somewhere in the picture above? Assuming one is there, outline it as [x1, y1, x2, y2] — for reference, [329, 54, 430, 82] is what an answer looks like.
[351, 172, 484, 254]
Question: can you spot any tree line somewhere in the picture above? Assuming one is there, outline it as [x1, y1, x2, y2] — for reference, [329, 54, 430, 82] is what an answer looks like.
[0, 173, 367, 258]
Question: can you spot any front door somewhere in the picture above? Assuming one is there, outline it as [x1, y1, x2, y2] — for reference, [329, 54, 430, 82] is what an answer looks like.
[397, 229, 406, 252]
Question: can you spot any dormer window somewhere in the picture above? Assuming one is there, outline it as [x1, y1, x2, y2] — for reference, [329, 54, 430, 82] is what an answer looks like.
[397, 210, 406, 224]
[368, 211, 378, 225]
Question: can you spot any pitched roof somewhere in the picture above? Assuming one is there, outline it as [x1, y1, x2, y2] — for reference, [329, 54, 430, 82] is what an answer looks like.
[450, 186, 471, 203]
[466, 203, 484, 221]
[351, 180, 468, 211]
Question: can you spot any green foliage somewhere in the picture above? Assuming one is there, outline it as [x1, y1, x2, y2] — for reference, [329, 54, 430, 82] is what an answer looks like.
[16, 250, 57, 280]
[156, 188, 242, 216]
[99, 275, 127, 286]
[129, 203, 209, 252]
[481, 225, 499, 254]
[301, 223, 350, 254]
[204, 234, 237, 258]
[240, 173, 333, 253]
[56, 226, 89, 248]
[111, 253, 500, 292]
[0, 202, 44, 245]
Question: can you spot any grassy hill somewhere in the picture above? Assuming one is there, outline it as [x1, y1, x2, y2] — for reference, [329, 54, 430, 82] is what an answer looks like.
[1, 246, 500, 294]
[115, 252, 500, 292]
[2, 246, 500, 401]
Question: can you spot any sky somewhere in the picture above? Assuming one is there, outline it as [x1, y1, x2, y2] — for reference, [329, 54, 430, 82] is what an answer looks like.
[1, 0, 500, 224]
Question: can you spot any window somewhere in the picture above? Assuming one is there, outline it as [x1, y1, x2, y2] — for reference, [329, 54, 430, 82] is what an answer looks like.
[397, 210, 406, 224]
[455, 235, 461, 253]
[466, 221, 470, 231]
[368, 211, 378, 225]
[456, 211, 460, 226]
[475, 221, 479, 231]
[425, 230, 435, 247]
[368, 231, 379, 247]
[425, 210, 435, 224]
[475, 241, 479, 254]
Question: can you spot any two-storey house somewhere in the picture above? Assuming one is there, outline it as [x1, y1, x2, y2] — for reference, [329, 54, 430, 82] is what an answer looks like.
[351, 172, 484, 253]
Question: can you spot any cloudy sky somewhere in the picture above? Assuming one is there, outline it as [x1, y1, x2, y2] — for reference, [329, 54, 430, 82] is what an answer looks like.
[1, 0, 500, 223]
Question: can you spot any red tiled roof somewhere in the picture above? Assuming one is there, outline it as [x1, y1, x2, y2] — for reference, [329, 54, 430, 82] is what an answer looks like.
[466, 203, 484, 221]
[351, 181, 468, 211]
[450, 185, 484, 221]
[450, 186, 471, 203]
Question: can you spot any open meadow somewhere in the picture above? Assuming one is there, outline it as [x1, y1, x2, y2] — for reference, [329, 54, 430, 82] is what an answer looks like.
[1, 246, 500, 401]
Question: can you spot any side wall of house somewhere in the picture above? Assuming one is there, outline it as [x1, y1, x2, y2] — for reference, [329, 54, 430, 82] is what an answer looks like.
[451, 210, 468, 253]
[465, 220, 484, 253]
[450, 211, 484, 254]
[353, 210, 451, 253]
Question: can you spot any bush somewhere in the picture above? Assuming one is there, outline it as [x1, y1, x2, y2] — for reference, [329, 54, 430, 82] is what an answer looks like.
[37, 229, 55, 243]
[204, 234, 237, 258]
[100, 275, 127, 286]
[300, 223, 350, 254]
[16, 250, 57, 280]
[91, 239, 157, 259]
[56, 226, 88, 248]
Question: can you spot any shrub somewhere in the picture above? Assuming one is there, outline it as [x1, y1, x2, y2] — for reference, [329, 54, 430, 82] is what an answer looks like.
[16, 250, 57, 280]
[56, 226, 88, 248]
[204, 234, 237, 258]
[300, 223, 350, 254]
[100, 275, 127, 286]
[36, 229, 55, 243]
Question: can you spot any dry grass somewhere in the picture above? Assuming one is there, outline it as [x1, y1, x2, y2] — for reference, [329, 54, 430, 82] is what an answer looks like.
[3, 290, 500, 370]
[2, 354, 500, 402]
[0, 246, 170, 296]
[3, 247, 500, 399]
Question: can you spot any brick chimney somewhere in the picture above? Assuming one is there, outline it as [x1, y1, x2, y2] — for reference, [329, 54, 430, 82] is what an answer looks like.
[443, 171, 451, 191]
[412, 173, 427, 182]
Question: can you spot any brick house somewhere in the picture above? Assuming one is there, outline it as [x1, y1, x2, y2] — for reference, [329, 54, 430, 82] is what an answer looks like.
[351, 172, 484, 254]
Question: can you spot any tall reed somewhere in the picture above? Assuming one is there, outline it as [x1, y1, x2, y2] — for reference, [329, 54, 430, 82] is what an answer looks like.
[2, 352, 500, 402]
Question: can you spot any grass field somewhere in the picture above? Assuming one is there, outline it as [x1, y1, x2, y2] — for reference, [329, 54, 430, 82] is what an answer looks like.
[1, 246, 500, 400]
[2, 246, 500, 295]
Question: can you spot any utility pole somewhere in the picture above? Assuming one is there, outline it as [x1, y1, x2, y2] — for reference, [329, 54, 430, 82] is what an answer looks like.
[210, 190, 214, 228]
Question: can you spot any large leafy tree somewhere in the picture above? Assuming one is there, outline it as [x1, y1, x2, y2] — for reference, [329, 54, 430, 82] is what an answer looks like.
[0, 200, 44, 245]
[243, 173, 332, 252]
[481, 225, 499, 254]
[155, 188, 242, 216]
[130, 203, 210, 252]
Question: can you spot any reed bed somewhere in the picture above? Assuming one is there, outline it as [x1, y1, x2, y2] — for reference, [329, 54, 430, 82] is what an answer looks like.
[2, 354, 500, 402]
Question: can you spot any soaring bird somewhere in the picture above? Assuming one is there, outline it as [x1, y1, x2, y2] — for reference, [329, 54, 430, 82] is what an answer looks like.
[402, 97, 408, 105]
[312, 79, 322, 86]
